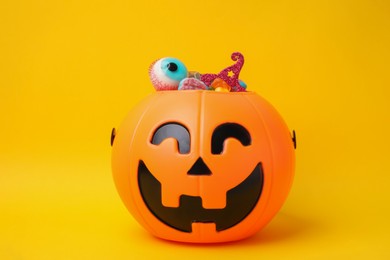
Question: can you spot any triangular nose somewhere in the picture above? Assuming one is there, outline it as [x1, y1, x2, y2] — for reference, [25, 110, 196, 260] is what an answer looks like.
[187, 157, 211, 175]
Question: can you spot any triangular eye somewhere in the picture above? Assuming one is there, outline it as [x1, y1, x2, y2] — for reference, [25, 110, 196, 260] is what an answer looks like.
[151, 123, 190, 154]
[211, 123, 251, 154]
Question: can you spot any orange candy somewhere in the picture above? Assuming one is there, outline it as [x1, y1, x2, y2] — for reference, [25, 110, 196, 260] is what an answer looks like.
[215, 87, 230, 92]
[210, 78, 231, 92]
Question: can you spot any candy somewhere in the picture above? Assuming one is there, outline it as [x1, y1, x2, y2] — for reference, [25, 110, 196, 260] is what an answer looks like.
[210, 78, 231, 92]
[149, 57, 188, 91]
[188, 71, 201, 80]
[148, 53, 248, 92]
[200, 52, 246, 92]
[178, 78, 208, 90]
[238, 79, 247, 89]
[215, 87, 230, 92]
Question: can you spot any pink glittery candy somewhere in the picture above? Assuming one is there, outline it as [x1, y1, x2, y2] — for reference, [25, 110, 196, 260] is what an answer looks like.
[200, 52, 246, 92]
[178, 78, 208, 90]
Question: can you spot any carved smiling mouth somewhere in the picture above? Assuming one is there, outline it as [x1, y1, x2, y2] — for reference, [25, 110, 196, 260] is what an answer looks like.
[138, 160, 264, 232]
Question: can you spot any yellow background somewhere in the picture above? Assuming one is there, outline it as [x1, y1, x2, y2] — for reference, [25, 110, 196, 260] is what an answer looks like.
[1, 0, 389, 258]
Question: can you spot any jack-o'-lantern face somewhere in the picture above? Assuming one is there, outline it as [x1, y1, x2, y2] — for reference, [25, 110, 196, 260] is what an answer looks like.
[112, 91, 295, 243]
[139, 122, 263, 232]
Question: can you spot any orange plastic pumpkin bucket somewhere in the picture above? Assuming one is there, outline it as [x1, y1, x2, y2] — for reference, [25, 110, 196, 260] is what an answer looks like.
[111, 90, 295, 243]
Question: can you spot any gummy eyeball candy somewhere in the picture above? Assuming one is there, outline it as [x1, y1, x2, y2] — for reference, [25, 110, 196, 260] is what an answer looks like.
[149, 57, 188, 91]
